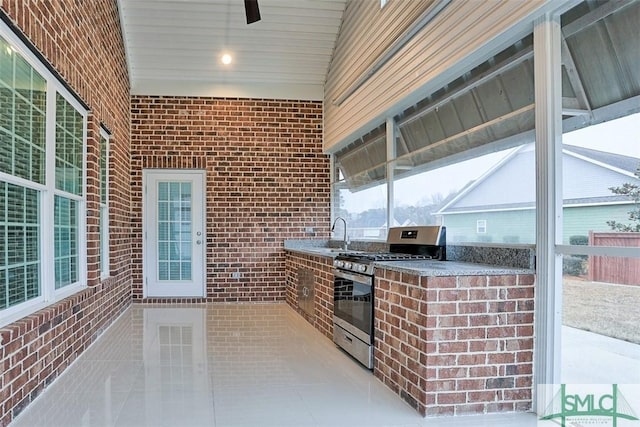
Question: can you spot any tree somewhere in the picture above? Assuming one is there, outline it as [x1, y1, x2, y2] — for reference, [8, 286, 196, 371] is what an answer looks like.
[607, 165, 640, 232]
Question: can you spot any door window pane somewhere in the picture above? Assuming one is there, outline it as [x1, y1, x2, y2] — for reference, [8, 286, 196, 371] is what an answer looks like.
[0, 181, 40, 309]
[157, 181, 192, 281]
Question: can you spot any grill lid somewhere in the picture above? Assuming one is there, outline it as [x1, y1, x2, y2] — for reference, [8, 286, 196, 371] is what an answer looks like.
[334, 226, 447, 275]
[386, 226, 445, 246]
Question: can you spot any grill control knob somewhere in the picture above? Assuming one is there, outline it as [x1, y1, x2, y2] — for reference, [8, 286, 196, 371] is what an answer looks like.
[334, 260, 344, 268]
[344, 262, 352, 270]
[357, 264, 367, 273]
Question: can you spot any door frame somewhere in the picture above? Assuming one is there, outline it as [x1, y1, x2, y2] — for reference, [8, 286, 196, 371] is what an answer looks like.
[142, 169, 206, 298]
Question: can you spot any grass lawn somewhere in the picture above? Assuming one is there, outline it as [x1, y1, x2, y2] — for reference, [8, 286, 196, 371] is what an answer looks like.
[563, 277, 640, 344]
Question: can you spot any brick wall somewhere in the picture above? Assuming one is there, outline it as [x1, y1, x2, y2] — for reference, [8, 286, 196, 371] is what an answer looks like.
[0, 1, 131, 425]
[1, 306, 142, 427]
[130, 97, 330, 302]
[285, 252, 334, 339]
[0, 284, 130, 425]
[375, 269, 535, 416]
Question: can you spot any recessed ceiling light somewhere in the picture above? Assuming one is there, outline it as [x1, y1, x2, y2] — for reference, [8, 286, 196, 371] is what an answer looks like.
[221, 53, 232, 65]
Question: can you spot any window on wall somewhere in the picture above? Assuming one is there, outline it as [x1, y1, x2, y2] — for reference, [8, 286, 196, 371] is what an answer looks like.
[99, 129, 109, 278]
[333, 34, 537, 243]
[54, 93, 83, 289]
[553, 0, 640, 387]
[333, 125, 388, 241]
[327, 0, 640, 406]
[0, 184, 40, 309]
[391, 145, 536, 244]
[559, 116, 640, 384]
[333, 176, 388, 241]
[0, 27, 87, 325]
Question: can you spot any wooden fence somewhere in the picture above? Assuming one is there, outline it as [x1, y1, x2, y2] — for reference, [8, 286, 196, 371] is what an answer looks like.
[588, 232, 640, 286]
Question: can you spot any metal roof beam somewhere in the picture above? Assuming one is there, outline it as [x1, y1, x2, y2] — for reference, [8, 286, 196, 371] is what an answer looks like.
[562, 0, 635, 38]
[397, 46, 534, 128]
[560, 33, 592, 112]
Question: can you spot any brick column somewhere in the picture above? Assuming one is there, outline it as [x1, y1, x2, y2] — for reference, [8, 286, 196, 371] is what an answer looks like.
[375, 269, 535, 416]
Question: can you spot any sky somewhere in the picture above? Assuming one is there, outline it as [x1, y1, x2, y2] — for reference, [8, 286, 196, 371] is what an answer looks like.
[563, 112, 639, 156]
[342, 112, 640, 213]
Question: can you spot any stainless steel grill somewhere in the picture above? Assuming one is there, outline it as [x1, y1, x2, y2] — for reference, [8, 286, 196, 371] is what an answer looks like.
[333, 225, 446, 276]
[332, 225, 446, 369]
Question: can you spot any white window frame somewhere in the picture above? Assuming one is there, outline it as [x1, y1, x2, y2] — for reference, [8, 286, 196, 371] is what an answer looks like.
[99, 128, 110, 279]
[329, 2, 640, 416]
[0, 177, 46, 324]
[533, 13, 564, 411]
[0, 20, 88, 327]
[476, 219, 487, 234]
[534, 9, 640, 412]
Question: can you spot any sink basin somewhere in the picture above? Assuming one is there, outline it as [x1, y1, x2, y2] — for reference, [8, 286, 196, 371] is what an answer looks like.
[306, 248, 363, 255]
[286, 246, 369, 257]
[311, 248, 346, 253]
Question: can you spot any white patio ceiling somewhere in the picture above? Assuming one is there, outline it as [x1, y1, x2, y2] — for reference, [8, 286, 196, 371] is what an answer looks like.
[117, 0, 347, 100]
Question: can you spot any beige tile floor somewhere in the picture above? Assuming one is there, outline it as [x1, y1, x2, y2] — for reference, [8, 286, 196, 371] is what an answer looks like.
[10, 303, 538, 427]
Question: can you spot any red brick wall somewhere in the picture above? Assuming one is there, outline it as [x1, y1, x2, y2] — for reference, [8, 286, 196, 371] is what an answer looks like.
[0, 1, 131, 425]
[285, 252, 334, 338]
[375, 269, 535, 416]
[130, 97, 330, 302]
[0, 284, 130, 425]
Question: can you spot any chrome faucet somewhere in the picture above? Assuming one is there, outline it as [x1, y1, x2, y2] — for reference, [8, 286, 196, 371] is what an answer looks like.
[331, 216, 348, 251]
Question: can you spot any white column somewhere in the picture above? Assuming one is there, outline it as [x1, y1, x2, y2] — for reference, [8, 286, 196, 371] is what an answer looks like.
[533, 12, 564, 413]
[386, 116, 396, 230]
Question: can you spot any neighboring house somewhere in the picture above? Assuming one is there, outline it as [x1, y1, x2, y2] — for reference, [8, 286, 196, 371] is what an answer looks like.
[437, 144, 640, 244]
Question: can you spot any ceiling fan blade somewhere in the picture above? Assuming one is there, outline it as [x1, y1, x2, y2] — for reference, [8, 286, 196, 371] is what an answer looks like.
[244, 0, 261, 24]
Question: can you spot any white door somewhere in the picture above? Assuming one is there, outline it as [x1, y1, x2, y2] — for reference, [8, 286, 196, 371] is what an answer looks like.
[143, 169, 205, 297]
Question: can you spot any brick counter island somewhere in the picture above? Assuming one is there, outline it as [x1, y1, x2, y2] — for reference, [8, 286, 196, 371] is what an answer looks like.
[374, 261, 534, 416]
[284, 245, 535, 418]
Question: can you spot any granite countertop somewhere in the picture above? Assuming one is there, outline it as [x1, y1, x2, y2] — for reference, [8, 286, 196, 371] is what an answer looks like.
[286, 247, 345, 257]
[284, 242, 533, 276]
[373, 259, 533, 276]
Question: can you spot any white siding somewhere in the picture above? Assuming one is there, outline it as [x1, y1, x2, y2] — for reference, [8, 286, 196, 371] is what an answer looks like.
[324, 0, 551, 152]
[563, 155, 638, 199]
[455, 150, 536, 208]
[444, 147, 639, 210]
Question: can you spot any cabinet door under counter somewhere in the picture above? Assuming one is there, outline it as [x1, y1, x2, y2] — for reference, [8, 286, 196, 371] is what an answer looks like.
[297, 267, 315, 317]
[285, 250, 336, 340]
